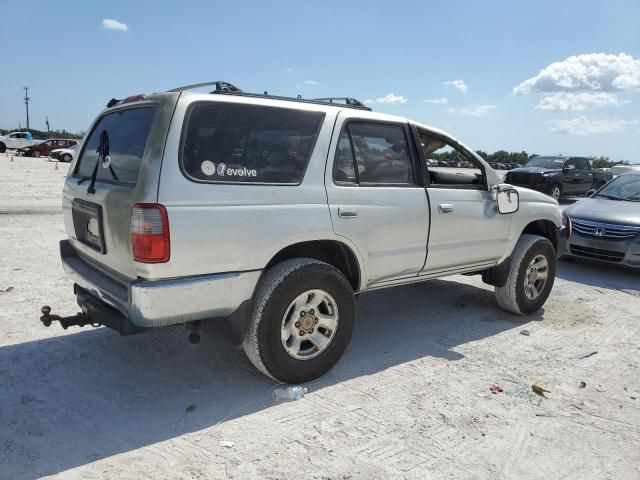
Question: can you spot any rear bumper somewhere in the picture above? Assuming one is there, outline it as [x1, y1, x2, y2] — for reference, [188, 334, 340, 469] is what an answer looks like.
[60, 240, 261, 327]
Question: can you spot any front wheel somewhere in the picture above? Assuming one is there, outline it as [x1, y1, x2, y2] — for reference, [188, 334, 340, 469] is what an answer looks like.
[495, 234, 556, 315]
[243, 258, 355, 383]
[550, 184, 562, 201]
[0, 143, 6, 153]
[62, 153, 72, 162]
[32, 150, 41, 158]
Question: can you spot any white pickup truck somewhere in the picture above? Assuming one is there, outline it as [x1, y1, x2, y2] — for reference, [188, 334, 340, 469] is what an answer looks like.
[0, 132, 38, 152]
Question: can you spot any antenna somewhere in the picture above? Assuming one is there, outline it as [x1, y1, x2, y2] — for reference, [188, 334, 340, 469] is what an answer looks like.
[23, 87, 30, 131]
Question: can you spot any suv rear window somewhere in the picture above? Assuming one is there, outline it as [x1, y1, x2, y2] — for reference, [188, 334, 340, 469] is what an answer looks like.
[180, 102, 325, 184]
[75, 106, 157, 186]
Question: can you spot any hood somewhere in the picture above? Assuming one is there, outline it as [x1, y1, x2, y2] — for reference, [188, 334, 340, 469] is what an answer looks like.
[509, 166, 561, 175]
[566, 197, 640, 227]
[512, 185, 560, 206]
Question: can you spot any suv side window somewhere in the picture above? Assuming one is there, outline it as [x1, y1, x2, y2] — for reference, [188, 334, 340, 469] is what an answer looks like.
[181, 102, 325, 185]
[575, 158, 590, 170]
[415, 128, 486, 188]
[564, 158, 578, 170]
[333, 121, 414, 186]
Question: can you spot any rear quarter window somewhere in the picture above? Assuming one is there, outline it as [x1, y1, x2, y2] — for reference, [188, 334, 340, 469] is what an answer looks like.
[75, 106, 157, 186]
[180, 102, 325, 184]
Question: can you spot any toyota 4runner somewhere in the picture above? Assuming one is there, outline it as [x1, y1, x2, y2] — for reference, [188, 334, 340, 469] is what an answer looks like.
[44, 81, 566, 383]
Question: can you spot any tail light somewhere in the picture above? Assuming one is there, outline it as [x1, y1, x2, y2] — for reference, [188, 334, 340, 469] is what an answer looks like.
[131, 204, 170, 263]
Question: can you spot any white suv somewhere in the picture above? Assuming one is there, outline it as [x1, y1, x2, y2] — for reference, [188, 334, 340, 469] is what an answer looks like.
[46, 81, 566, 383]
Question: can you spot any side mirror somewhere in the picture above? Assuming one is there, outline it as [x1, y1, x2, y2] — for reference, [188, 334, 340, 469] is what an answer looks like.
[497, 188, 519, 214]
[564, 164, 576, 171]
[585, 189, 596, 197]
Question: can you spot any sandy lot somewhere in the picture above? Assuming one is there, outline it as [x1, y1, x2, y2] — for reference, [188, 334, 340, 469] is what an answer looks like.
[1, 153, 639, 479]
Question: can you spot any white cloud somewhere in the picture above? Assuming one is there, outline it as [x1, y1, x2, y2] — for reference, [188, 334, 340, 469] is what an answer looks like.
[425, 97, 448, 105]
[460, 104, 496, 116]
[514, 53, 640, 95]
[365, 93, 407, 105]
[101, 18, 129, 31]
[287, 67, 295, 73]
[536, 92, 623, 111]
[304, 80, 319, 86]
[547, 116, 637, 136]
[444, 80, 468, 94]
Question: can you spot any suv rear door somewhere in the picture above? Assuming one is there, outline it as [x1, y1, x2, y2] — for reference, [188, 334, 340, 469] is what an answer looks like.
[325, 111, 429, 286]
[62, 94, 178, 279]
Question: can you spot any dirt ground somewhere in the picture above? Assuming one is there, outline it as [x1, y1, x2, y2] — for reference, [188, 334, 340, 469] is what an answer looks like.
[1, 152, 639, 480]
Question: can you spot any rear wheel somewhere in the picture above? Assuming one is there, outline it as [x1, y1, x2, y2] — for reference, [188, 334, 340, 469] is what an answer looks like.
[495, 234, 556, 315]
[550, 184, 562, 201]
[243, 258, 355, 383]
[0, 143, 6, 153]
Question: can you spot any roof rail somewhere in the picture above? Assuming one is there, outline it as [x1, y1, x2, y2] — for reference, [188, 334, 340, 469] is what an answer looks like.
[166, 81, 372, 111]
[312, 97, 371, 110]
[168, 81, 243, 93]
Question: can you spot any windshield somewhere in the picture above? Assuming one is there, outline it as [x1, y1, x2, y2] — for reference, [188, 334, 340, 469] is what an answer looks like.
[596, 174, 640, 201]
[525, 156, 565, 169]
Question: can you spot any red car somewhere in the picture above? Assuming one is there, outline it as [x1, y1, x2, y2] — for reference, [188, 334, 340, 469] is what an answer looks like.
[18, 138, 78, 158]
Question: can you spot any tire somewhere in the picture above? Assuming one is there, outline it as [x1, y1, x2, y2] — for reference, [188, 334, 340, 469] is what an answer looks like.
[495, 234, 556, 315]
[33, 150, 41, 158]
[243, 258, 356, 383]
[550, 184, 562, 201]
[0, 143, 6, 153]
[62, 154, 72, 162]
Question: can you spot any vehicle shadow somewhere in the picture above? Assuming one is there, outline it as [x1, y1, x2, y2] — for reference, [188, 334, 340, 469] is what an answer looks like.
[557, 259, 640, 294]
[0, 278, 539, 479]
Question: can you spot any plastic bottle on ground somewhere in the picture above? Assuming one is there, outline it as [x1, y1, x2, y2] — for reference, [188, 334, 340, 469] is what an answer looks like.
[273, 386, 308, 402]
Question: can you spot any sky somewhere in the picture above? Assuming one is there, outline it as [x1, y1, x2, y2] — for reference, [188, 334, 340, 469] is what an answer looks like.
[1, 0, 639, 161]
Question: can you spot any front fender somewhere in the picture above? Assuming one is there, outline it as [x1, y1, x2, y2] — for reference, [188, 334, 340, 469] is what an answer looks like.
[498, 186, 563, 262]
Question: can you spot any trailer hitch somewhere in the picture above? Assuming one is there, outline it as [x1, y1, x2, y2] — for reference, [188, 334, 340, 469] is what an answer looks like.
[40, 305, 102, 330]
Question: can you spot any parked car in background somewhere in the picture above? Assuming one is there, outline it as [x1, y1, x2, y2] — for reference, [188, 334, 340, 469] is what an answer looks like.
[18, 138, 78, 158]
[49, 143, 79, 162]
[0, 131, 38, 152]
[563, 173, 640, 268]
[505, 156, 613, 200]
[611, 164, 640, 176]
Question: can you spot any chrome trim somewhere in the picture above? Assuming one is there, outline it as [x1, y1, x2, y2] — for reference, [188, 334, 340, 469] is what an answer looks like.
[570, 218, 640, 239]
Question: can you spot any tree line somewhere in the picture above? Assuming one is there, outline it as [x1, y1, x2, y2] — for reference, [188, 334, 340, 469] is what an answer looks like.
[433, 149, 631, 169]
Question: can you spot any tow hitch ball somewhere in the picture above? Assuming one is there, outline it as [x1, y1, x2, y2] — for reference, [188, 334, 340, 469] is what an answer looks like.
[40, 305, 101, 330]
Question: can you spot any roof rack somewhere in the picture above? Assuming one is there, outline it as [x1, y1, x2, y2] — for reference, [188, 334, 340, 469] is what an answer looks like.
[166, 81, 372, 111]
[312, 97, 370, 109]
[168, 81, 243, 94]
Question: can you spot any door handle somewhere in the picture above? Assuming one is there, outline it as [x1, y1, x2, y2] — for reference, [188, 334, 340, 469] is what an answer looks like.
[438, 204, 454, 214]
[338, 208, 358, 218]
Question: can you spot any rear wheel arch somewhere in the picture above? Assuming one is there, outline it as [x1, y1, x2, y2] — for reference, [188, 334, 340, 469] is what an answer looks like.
[264, 240, 362, 291]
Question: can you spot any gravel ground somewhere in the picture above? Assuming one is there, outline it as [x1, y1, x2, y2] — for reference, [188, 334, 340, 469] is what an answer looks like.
[1, 152, 639, 479]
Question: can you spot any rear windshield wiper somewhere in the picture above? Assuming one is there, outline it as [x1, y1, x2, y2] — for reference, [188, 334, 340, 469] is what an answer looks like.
[85, 130, 119, 194]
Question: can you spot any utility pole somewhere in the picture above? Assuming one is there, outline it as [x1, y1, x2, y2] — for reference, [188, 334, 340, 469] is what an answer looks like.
[23, 87, 30, 131]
